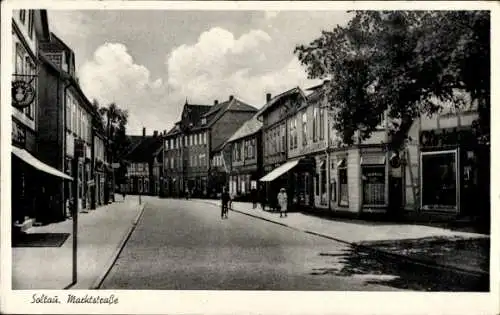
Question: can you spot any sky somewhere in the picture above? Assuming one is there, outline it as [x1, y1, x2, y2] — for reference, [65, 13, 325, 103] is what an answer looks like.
[47, 10, 352, 135]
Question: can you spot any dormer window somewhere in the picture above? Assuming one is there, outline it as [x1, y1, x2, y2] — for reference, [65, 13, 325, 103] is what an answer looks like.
[201, 118, 207, 125]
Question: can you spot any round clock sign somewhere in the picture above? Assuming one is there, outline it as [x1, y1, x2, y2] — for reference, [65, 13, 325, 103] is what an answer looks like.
[12, 80, 36, 109]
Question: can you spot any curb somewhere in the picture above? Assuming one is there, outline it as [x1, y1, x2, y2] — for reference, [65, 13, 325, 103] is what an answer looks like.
[90, 202, 146, 290]
[194, 199, 488, 280]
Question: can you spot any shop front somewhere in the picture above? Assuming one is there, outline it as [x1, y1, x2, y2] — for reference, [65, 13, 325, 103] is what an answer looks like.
[419, 127, 481, 216]
[260, 158, 315, 211]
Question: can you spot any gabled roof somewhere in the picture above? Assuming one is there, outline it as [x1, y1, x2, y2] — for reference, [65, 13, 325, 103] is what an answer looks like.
[257, 86, 307, 118]
[227, 113, 262, 143]
[199, 97, 257, 130]
[122, 136, 163, 162]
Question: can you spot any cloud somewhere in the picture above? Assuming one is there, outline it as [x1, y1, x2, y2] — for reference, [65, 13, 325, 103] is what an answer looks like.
[79, 27, 319, 134]
[79, 43, 173, 135]
[165, 26, 318, 106]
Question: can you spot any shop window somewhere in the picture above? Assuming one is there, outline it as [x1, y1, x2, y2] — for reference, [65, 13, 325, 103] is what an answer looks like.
[361, 156, 386, 206]
[421, 150, 457, 211]
[338, 159, 348, 206]
[362, 165, 386, 206]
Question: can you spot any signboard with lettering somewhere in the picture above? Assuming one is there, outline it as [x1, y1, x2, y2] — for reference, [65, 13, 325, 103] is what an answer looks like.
[12, 120, 26, 147]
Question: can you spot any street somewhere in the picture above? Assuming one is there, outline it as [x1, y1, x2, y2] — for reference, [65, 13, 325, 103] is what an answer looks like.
[100, 198, 407, 290]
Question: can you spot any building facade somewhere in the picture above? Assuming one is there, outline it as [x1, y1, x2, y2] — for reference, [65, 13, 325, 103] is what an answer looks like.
[37, 33, 96, 216]
[123, 129, 163, 195]
[258, 88, 309, 209]
[227, 114, 263, 201]
[11, 10, 67, 231]
[163, 96, 258, 198]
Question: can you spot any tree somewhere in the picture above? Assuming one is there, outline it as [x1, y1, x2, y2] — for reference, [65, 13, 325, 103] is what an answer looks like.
[96, 101, 131, 185]
[295, 10, 490, 148]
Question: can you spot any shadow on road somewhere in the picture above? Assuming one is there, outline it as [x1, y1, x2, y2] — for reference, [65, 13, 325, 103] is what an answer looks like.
[311, 246, 489, 292]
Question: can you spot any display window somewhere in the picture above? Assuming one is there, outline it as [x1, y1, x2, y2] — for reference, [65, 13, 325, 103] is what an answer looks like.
[421, 150, 458, 211]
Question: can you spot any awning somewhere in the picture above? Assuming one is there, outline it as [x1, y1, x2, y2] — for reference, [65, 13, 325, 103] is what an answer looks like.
[12, 146, 73, 180]
[360, 155, 386, 166]
[260, 160, 299, 182]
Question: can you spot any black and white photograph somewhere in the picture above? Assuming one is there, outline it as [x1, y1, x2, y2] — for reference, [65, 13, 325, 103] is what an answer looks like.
[1, 1, 498, 314]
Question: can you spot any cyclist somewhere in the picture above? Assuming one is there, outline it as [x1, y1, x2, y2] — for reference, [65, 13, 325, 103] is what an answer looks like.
[221, 187, 230, 219]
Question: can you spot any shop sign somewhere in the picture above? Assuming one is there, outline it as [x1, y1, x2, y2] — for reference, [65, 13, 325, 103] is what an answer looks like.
[12, 79, 36, 109]
[420, 127, 475, 148]
[12, 120, 26, 147]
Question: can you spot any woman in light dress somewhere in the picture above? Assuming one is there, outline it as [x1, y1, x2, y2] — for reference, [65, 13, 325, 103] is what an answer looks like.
[277, 188, 288, 218]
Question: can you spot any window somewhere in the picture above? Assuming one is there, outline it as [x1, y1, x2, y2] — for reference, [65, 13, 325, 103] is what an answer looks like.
[338, 158, 348, 206]
[293, 118, 298, 149]
[203, 132, 207, 144]
[361, 160, 386, 206]
[138, 178, 143, 193]
[28, 11, 34, 39]
[15, 44, 23, 75]
[302, 112, 308, 146]
[319, 108, 325, 140]
[281, 124, 285, 152]
[313, 107, 318, 142]
[19, 10, 26, 23]
[201, 118, 207, 125]
[144, 178, 149, 193]
[248, 139, 254, 159]
[421, 150, 457, 211]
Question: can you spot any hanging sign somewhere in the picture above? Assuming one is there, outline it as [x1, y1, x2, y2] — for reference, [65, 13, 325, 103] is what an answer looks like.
[12, 79, 36, 109]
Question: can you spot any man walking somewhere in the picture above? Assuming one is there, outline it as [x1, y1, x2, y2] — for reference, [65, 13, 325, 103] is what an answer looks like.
[251, 187, 258, 209]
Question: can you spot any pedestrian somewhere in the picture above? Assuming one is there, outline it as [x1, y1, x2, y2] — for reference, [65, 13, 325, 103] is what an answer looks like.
[251, 187, 258, 209]
[185, 187, 190, 200]
[122, 190, 126, 201]
[221, 187, 230, 219]
[277, 188, 288, 218]
[258, 185, 266, 211]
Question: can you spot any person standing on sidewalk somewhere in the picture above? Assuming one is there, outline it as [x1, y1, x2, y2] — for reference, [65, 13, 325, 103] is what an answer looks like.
[277, 188, 288, 218]
[258, 185, 266, 211]
[250, 187, 258, 209]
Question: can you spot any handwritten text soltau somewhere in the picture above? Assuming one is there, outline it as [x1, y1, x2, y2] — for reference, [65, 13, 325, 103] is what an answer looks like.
[31, 293, 119, 305]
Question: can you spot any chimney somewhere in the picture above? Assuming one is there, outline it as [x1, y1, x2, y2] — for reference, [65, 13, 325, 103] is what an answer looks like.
[229, 95, 234, 101]
[214, 100, 219, 105]
[153, 130, 158, 137]
[142, 127, 146, 137]
[164, 129, 167, 135]
[266, 93, 272, 102]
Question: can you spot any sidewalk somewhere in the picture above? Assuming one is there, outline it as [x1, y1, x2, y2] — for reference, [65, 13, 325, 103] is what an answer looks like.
[194, 199, 489, 276]
[12, 195, 145, 290]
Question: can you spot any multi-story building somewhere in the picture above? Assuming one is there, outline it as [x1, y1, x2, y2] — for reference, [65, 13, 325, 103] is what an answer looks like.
[258, 88, 311, 209]
[402, 93, 486, 222]
[92, 117, 108, 207]
[284, 82, 330, 210]
[11, 10, 69, 231]
[122, 128, 163, 195]
[37, 33, 97, 216]
[226, 113, 263, 200]
[163, 96, 258, 198]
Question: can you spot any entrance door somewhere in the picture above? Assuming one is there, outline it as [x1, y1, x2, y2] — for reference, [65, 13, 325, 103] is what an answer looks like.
[389, 176, 403, 217]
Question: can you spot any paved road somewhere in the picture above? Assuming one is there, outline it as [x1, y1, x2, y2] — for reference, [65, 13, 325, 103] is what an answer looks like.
[100, 198, 405, 290]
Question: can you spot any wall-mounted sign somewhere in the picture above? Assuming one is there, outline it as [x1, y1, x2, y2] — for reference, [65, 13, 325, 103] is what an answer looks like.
[12, 80, 36, 109]
[12, 120, 26, 147]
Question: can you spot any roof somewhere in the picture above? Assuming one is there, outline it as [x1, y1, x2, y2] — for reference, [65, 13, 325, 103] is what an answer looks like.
[226, 114, 262, 143]
[198, 97, 257, 130]
[257, 87, 307, 118]
[122, 136, 163, 162]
